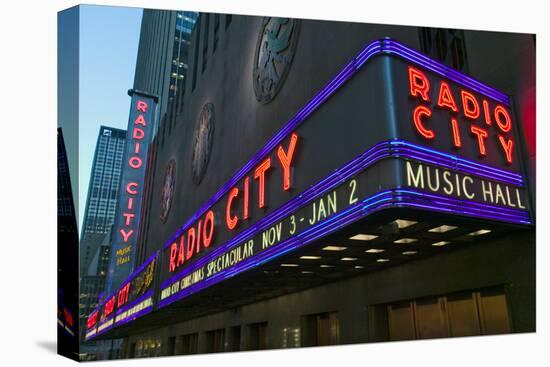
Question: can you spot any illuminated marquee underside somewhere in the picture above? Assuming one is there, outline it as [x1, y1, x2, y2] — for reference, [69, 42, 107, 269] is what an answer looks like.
[86, 38, 531, 340]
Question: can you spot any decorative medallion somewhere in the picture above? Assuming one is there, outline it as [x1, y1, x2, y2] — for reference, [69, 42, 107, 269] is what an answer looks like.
[160, 159, 176, 223]
[191, 103, 215, 185]
[253, 17, 300, 104]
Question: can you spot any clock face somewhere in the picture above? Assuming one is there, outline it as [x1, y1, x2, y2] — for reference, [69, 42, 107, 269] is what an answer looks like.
[191, 103, 215, 185]
[160, 159, 176, 223]
[253, 17, 300, 104]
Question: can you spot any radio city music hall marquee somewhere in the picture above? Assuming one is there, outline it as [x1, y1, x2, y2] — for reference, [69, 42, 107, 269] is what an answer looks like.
[87, 39, 532, 340]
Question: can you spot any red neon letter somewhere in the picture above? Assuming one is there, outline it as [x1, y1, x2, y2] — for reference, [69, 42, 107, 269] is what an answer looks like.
[277, 133, 299, 191]
[196, 220, 202, 253]
[126, 182, 138, 195]
[226, 187, 239, 230]
[482, 100, 492, 126]
[177, 235, 185, 267]
[137, 100, 148, 112]
[450, 117, 462, 148]
[122, 212, 135, 226]
[63, 309, 74, 327]
[408, 66, 430, 102]
[119, 229, 134, 243]
[470, 125, 488, 156]
[186, 228, 196, 260]
[498, 135, 514, 164]
[104, 297, 115, 317]
[461, 90, 480, 120]
[203, 210, 215, 247]
[129, 156, 143, 169]
[117, 283, 130, 307]
[87, 312, 97, 329]
[254, 157, 272, 208]
[169, 242, 177, 272]
[243, 177, 250, 220]
[494, 105, 512, 133]
[413, 105, 435, 139]
[133, 127, 145, 140]
[437, 82, 458, 112]
[134, 114, 147, 126]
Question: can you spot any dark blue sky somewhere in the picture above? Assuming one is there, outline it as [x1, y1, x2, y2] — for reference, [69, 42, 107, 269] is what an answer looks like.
[78, 5, 143, 229]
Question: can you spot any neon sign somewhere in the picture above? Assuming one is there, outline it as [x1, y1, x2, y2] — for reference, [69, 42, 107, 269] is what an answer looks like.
[87, 39, 532, 340]
[408, 66, 515, 163]
[86, 310, 98, 330]
[88, 252, 158, 339]
[153, 39, 530, 307]
[106, 89, 158, 294]
[166, 133, 301, 275]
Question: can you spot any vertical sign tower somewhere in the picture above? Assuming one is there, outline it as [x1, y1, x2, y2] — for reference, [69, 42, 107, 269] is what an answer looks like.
[106, 89, 158, 295]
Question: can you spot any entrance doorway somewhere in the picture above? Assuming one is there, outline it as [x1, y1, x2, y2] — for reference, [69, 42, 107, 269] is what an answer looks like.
[387, 287, 511, 340]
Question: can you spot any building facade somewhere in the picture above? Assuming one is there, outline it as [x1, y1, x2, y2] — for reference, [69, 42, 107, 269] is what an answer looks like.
[57, 128, 79, 358]
[133, 9, 198, 135]
[80, 126, 126, 277]
[80, 242, 112, 319]
[85, 13, 535, 359]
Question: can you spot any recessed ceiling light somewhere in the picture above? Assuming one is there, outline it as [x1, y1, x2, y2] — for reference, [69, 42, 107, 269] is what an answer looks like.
[300, 255, 321, 260]
[323, 245, 347, 251]
[376, 258, 390, 263]
[432, 241, 450, 247]
[280, 263, 299, 267]
[394, 219, 417, 229]
[394, 238, 417, 244]
[340, 257, 358, 261]
[350, 234, 379, 241]
[354, 265, 365, 269]
[468, 229, 491, 236]
[301, 271, 314, 274]
[402, 251, 418, 255]
[428, 225, 458, 233]
[365, 248, 385, 254]
[320, 264, 334, 268]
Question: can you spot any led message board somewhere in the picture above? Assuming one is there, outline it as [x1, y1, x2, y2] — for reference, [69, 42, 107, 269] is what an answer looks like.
[106, 89, 158, 294]
[87, 39, 531, 339]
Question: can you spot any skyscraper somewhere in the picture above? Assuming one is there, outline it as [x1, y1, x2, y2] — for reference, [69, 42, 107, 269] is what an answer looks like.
[80, 240, 111, 320]
[133, 9, 198, 134]
[58, 128, 79, 357]
[80, 126, 126, 276]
